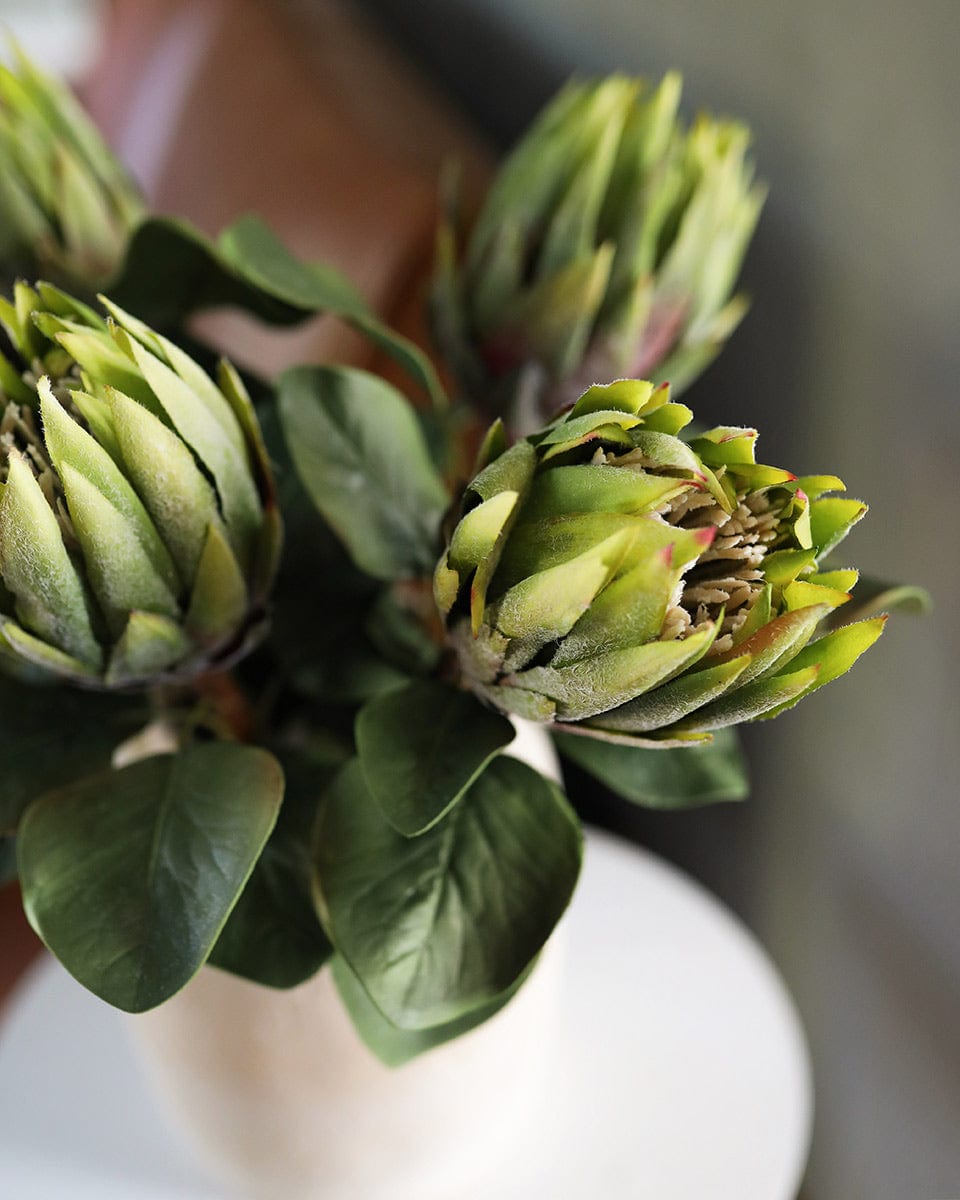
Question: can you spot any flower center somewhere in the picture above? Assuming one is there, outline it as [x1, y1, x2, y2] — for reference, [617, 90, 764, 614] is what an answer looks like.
[661, 487, 780, 655]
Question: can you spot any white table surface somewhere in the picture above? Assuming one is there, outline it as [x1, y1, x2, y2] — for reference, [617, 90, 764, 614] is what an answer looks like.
[0, 829, 812, 1199]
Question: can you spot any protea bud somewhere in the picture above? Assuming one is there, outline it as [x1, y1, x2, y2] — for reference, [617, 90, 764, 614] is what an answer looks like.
[434, 380, 884, 745]
[0, 282, 280, 687]
[432, 74, 765, 433]
[0, 48, 144, 291]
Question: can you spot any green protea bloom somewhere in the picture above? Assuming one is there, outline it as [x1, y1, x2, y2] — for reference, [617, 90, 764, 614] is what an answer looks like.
[434, 380, 884, 745]
[0, 282, 280, 687]
[0, 48, 144, 291]
[432, 74, 765, 432]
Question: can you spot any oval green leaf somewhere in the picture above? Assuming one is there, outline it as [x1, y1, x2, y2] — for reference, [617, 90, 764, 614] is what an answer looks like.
[209, 753, 336, 989]
[18, 743, 283, 1012]
[331, 952, 537, 1068]
[355, 680, 515, 837]
[554, 726, 750, 808]
[278, 365, 449, 581]
[314, 755, 581, 1030]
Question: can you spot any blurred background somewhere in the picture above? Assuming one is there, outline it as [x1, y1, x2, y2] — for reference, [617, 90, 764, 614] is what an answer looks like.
[2, 1, 958, 1197]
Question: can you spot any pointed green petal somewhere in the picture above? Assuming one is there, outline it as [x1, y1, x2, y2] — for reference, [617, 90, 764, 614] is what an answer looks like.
[759, 616, 887, 720]
[469, 438, 537, 503]
[522, 463, 692, 522]
[712, 603, 830, 685]
[587, 653, 751, 733]
[493, 511, 641, 591]
[58, 462, 179, 635]
[761, 548, 817, 587]
[476, 682, 557, 722]
[670, 664, 821, 732]
[106, 611, 191, 685]
[67, 388, 123, 464]
[782, 580, 850, 612]
[569, 379, 655, 418]
[512, 623, 717, 720]
[433, 551, 460, 619]
[101, 298, 247, 459]
[810, 496, 868, 559]
[39, 379, 179, 594]
[0, 452, 100, 667]
[551, 533, 683, 665]
[185, 521, 248, 646]
[109, 388, 221, 583]
[449, 490, 519, 575]
[55, 329, 156, 409]
[0, 617, 99, 682]
[493, 527, 636, 646]
[127, 339, 261, 564]
[538, 408, 643, 446]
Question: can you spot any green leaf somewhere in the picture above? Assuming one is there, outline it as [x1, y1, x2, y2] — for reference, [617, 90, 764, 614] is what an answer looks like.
[219, 215, 446, 408]
[108, 215, 446, 405]
[18, 743, 283, 1012]
[554, 726, 749, 807]
[833, 575, 932, 623]
[277, 365, 448, 581]
[209, 750, 337, 989]
[0, 672, 142, 832]
[314, 756, 581, 1029]
[355, 681, 515, 837]
[109, 216, 299, 327]
[364, 588, 442, 677]
[331, 952, 536, 1068]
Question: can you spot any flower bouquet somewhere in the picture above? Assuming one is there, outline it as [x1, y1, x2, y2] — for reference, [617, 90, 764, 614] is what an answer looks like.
[0, 47, 924, 1083]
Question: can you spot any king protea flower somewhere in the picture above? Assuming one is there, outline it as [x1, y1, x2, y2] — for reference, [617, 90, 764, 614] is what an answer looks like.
[0, 282, 279, 687]
[0, 47, 144, 291]
[434, 379, 884, 745]
[432, 74, 765, 433]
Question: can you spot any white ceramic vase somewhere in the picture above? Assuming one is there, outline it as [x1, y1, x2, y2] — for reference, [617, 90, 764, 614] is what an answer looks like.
[125, 721, 566, 1200]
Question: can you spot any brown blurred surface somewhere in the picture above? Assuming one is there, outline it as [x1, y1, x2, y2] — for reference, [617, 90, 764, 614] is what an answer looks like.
[0, 885, 43, 1016]
[84, 0, 491, 379]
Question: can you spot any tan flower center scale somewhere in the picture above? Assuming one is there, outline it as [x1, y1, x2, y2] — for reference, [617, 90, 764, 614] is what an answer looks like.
[661, 488, 779, 654]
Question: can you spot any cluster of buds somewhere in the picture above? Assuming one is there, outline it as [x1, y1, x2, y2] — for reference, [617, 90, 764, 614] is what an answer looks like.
[435, 380, 883, 744]
[0, 48, 144, 291]
[432, 73, 765, 432]
[0, 283, 279, 688]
